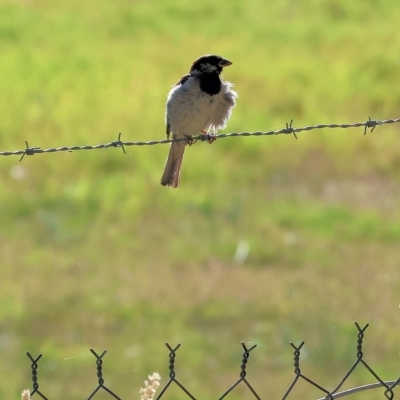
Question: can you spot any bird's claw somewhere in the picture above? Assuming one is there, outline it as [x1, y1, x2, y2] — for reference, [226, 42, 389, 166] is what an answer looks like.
[184, 134, 194, 146]
[207, 134, 217, 144]
[200, 130, 217, 144]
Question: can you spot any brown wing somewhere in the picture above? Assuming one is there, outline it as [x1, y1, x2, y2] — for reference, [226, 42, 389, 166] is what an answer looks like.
[166, 119, 171, 140]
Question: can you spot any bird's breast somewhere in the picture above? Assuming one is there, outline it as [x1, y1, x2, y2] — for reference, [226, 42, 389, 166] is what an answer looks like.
[166, 79, 224, 136]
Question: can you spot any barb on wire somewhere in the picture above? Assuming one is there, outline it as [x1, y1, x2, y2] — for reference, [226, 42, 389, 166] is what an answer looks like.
[282, 119, 297, 139]
[2, 116, 400, 159]
[364, 117, 378, 136]
[106, 132, 126, 154]
[19, 141, 41, 161]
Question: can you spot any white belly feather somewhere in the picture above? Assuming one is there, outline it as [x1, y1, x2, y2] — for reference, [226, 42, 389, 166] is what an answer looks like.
[166, 77, 237, 137]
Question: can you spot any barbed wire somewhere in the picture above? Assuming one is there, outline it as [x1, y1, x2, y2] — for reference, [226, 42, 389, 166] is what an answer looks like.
[1, 116, 400, 161]
[23, 321, 399, 400]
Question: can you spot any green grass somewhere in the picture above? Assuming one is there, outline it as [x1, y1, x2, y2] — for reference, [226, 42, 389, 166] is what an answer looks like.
[0, 0, 399, 398]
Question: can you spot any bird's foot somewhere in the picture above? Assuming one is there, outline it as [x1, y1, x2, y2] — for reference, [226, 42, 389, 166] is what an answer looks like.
[200, 130, 217, 144]
[184, 134, 194, 146]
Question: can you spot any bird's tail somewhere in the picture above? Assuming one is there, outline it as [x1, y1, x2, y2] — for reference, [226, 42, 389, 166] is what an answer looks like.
[160, 141, 186, 188]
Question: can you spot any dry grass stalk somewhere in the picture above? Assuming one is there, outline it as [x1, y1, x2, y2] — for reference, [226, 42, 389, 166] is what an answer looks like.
[139, 372, 161, 400]
[21, 390, 30, 400]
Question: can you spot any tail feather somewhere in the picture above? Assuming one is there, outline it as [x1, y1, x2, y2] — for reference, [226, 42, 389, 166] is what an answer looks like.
[160, 142, 186, 188]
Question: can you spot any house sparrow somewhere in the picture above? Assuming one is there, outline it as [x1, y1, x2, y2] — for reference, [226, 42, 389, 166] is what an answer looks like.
[160, 54, 237, 187]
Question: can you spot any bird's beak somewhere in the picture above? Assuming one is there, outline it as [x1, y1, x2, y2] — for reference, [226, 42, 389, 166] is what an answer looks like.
[219, 58, 232, 67]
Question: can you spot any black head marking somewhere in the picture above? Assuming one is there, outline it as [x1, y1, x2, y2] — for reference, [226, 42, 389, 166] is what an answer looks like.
[190, 54, 232, 75]
[189, 54, 232, 96]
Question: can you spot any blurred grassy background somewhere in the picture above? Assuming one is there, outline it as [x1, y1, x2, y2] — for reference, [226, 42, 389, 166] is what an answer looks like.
[0, 0, 399, 398]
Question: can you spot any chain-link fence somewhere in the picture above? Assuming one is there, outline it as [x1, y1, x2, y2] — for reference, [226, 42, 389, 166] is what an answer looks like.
[22, 322, 399, 400]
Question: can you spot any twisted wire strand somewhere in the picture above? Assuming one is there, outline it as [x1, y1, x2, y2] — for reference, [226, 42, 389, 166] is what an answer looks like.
[316, 380, 399, 400]
[1, 117, 399, 160]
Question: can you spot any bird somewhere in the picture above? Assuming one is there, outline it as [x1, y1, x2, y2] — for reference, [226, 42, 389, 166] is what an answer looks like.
[160, 54, 237, 188]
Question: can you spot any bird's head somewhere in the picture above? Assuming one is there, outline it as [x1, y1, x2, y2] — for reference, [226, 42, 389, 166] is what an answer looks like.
[190, 54, 232, 75]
